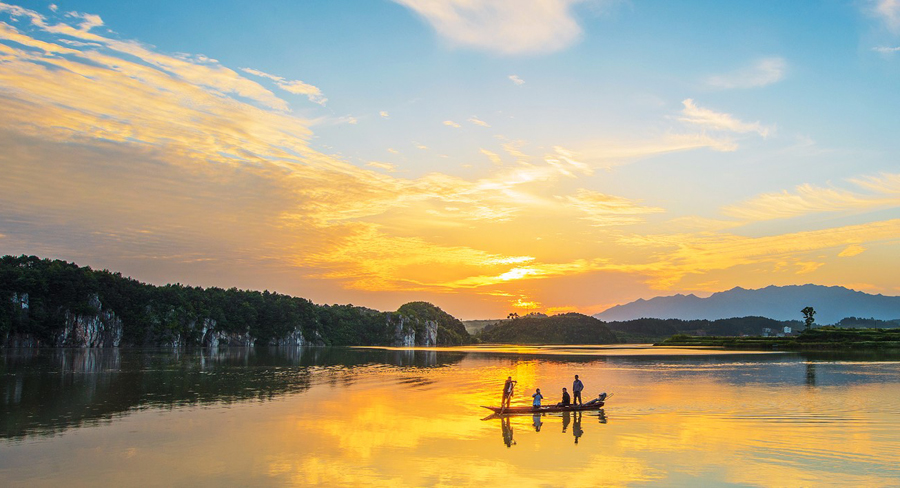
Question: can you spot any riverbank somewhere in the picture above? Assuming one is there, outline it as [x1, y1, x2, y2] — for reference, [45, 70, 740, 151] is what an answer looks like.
[657, 326, 900, 349]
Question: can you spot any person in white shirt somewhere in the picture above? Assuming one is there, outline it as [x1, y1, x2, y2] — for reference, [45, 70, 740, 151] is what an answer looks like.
[572, 375, 584, 405]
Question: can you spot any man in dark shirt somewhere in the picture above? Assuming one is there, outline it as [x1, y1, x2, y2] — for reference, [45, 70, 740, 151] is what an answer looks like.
[572, 375, 584, 405]
[556, 387, 571, 407]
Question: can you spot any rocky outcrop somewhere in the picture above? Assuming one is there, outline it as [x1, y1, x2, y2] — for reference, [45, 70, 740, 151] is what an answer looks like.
[388, 315, 439, 347]
[268, 328, 307, 347]
[420, 320, 437, 346]
[11, 292, 29, 310]
[201, 325, 255, 348]
[391, 315, 416, 347]
[55, 294, 123, 348]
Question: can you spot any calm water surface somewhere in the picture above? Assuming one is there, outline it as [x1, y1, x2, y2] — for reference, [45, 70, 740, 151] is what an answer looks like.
[2, 346, 900, 487]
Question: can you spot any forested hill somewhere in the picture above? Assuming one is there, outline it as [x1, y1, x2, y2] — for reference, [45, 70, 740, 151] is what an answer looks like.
[0, 255, 471, 348]
[478, 313, 619, 344]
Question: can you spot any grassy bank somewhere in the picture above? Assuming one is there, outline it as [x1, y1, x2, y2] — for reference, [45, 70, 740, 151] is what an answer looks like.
[657, 326, 900, 350]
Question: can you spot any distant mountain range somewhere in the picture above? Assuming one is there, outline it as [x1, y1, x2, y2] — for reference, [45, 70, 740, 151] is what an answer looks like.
[594, 285, 900, 325]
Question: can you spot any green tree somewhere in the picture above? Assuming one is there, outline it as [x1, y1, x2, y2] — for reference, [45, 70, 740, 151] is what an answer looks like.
[801, 306, 816, 330]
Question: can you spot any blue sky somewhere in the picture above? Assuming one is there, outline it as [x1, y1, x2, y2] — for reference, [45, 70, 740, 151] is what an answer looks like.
[1, 0, 899, 318]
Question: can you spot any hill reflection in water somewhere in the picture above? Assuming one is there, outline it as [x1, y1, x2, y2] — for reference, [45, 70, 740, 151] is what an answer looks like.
[2, 346, 900, 486]
[1, 347, 465, 440]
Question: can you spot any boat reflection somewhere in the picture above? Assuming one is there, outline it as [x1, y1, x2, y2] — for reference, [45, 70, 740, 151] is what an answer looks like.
[489, 409, 607, 446]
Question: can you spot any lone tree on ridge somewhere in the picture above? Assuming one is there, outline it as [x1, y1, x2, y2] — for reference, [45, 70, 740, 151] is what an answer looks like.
[801, 306, 816, 330]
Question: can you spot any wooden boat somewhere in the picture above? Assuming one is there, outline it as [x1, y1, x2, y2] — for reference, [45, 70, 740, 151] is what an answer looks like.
[481, 402, 604, 414]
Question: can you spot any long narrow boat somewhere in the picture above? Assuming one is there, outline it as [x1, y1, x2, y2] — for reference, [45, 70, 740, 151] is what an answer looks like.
[481, 402, 604, 414]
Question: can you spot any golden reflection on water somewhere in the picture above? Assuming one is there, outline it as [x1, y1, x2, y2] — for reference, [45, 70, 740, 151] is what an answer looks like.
[1, 348, 899, 487]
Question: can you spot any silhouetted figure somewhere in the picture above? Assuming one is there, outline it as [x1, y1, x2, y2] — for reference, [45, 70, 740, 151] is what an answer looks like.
[562, 411, 571, 433]
[501, 376, 517, 413]
[501, 415, 515, 447]
[573, 411, 583, 444]
[533, 412, 543, 432]
[572, 375, 584, 405]
[556, 387, 571, 407]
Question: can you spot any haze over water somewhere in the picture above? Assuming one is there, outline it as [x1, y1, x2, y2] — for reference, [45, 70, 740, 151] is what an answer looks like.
[2, 346, 899, 487]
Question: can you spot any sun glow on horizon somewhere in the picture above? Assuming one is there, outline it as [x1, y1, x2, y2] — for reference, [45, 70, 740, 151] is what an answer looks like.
[1, 1, 899, 318]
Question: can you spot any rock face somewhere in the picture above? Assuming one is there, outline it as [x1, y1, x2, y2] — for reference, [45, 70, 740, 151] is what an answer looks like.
[269, 328, 307, 347]
[420, 320, 437, 346]
[11, 292, 29, 310]
[391, 315, 416, 347]
[388, 315, 439, 347]
[55, 294, 123, 348]
[199, 319, 256, 348]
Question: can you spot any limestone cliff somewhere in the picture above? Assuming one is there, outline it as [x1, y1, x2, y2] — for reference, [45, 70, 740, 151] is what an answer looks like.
[55, 294, 123, 347]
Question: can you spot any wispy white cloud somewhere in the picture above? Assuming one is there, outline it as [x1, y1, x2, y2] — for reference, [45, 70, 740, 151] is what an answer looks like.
[707, 57, 786, 89]
[241, 67, 327, 105]
[379, 111, 389, 117]
[563, 189, 664, 227]
[838, 244, 866, 257]
[468, 116, 490, 127]
[508, 74, 525, 85]
[722, 172, 900, 222]
[873, 0, 900, 30]
[500, 140, 529, 160]
[679, 99, 771, 137]
[479, 148, 503, 165]
[723, 184, 874, 221]
[366, 161, 396, 172]
[443, 120, 461, 128]
[873, 45, 900, 53]
[392, 0, 587, 55]
[64, 11, 103, 31]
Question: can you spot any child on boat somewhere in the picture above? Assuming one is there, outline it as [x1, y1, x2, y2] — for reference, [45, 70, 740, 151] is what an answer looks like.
[532, 388, 544, 407]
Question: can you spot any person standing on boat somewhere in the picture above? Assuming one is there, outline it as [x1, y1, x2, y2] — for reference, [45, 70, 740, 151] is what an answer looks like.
[532, 388, 544, 407]
[556, 387, 571, 407]
[572, 375, 584, 405]
[501, 376, 517, 411]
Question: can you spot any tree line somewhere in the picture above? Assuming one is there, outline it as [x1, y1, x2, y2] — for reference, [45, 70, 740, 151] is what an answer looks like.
[0, 255, 471, 347]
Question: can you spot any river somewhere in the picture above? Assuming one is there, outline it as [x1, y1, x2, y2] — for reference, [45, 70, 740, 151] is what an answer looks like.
[2, 346, 899, 487]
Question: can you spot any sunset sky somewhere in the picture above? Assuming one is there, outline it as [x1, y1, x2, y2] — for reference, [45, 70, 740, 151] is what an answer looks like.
[1, 0, 899, 319]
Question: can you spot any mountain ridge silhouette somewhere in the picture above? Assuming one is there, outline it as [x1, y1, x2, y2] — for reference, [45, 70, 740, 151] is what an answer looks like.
[595, 284, 900, 324]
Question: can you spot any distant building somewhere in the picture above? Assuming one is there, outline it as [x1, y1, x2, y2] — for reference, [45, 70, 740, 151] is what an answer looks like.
[762, 327, 772, 337]
[783, 326, 792, 335]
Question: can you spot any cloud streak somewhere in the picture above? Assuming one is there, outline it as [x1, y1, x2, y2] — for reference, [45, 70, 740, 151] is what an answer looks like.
[241, 67, 327, 105]
[707, 57, 786, 89]
[392, 0, 587, 55]
[679, 99, 771, 137]
[723, 173, 900, 221]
